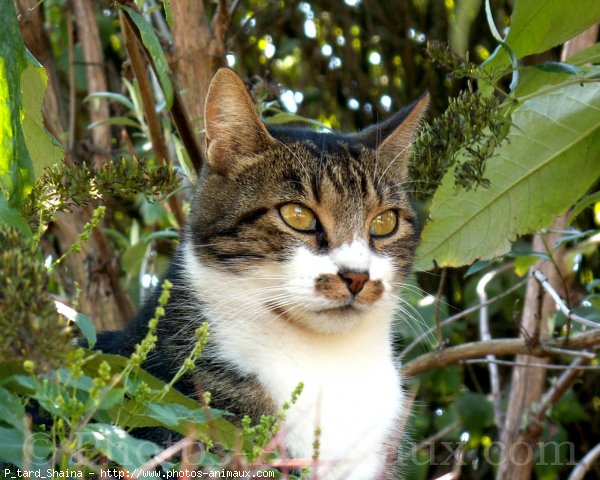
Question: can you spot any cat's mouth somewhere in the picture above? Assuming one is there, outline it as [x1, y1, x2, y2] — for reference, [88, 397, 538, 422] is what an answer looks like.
[315, 303, 359, 315]
[269, 301, 361, 320]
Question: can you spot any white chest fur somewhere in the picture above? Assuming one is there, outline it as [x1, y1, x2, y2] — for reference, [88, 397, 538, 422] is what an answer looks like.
[182, 245, 404, 480]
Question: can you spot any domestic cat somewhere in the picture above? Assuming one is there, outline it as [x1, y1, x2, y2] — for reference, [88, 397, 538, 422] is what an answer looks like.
[99, 68, 428, 480]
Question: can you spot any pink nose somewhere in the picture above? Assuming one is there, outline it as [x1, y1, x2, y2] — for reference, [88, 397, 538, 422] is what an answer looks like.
[339, 271, 369, 295]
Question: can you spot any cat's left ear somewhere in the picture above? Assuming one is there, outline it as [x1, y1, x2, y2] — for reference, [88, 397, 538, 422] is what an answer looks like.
[356, 93, 429, 177]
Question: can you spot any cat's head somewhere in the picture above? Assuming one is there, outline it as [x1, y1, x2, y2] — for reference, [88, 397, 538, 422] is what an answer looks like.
[185, 69, 428, 335]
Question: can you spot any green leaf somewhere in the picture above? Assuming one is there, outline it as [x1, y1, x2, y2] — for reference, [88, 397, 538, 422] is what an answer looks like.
[159, 0, 173, 26]
[455, 392, 495, 433]
[465, 260, 494, 277]
[0, 2, 34, 207]
[121, 240, 149, 277]
[567, 42, 600, 66]
[121, 6, 174, 109]
[514, 65, 600, 100]
[143, 229, 179, 243]
[0, 427, 24, 467]
[0, 372, 36, 394]
[264, 111, 331, 130]
[449, 0, 482, 55]
[513, 67, 572, 99]
[0, 195, 31, 236]
[0, 423, 51, 469]
[74, 312, 97, 349]
[80, 423, 162, 471]
[143, 401, 224, 428]
[482, 1, 600, 80]
[0, 386, 25, 431]
[568, 191, 600, 224]
[97, 386, 128, 410]
[20, 58, 64, 179]
[514, 255, 542, 277]
[535, 62, 580, 75]
[88, 116, 142, 129]
[82, 353, 239, 448]
[416, 83, 600, 270]
[85, 91, 135, 111]
[550, 390, 588, 423]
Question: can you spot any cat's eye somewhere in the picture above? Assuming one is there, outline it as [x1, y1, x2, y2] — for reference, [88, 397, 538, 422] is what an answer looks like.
[279, 203, 317, 232]
[369, 210, 398, 238]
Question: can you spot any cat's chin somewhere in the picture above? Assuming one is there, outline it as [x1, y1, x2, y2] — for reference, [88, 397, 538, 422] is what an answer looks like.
[276, 303, 374, 335]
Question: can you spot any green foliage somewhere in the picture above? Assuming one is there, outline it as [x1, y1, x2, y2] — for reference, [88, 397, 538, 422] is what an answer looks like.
[482, 1, 600, 81]
[416, 82, 600, 270]
[23, 157, 178, 228]
[20, 60, 64, 179]
[410, 84, 506, 197]
[119, 6, 174, 108]
[0, 0, 36, 208]
[0, 226, 71, 370]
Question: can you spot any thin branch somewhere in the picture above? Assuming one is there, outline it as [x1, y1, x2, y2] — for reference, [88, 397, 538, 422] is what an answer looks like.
[401, 328, 600, 377]
[464, 357, 600, 370]
[229, 0, 242, 18]
[417, 420, 461, 450]
[120, 13, 169, 165]
[399, 279, 527, 360]
[434, 268, 447, 348]
[117, 1, 205, 172]
[534, 357, 586, 424]
[133, 436, 194, 478]
[212, 0, 232, 41]
[72, 0, 111, 167]
[477, 265, 512, 428]
[145, 0, 172, 43]
[542, 345, 595, 359]
[533, 269, 600, 329]
[568, 442, 600, 480]
[66, 6, 76, 165]
[510, 358, 589, 452]
[120, 11, 185, 226]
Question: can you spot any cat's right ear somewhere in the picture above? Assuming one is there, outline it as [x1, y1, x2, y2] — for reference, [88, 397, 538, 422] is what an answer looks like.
[204, 68, 274, 175]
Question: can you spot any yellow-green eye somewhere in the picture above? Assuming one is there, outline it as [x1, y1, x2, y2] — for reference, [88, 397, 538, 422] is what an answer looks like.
[279, 203, 317, 232]
[369, 210, 398, 237]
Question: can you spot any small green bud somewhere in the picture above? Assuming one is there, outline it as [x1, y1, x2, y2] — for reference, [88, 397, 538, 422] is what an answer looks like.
[23, 360, 35, 373]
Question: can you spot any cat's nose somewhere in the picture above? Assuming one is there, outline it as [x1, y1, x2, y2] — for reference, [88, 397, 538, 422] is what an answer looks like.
[339, 271, 369, 295]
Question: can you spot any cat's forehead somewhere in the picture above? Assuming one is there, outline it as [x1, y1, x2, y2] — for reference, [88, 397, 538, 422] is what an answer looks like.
[268, 126, 365, 158]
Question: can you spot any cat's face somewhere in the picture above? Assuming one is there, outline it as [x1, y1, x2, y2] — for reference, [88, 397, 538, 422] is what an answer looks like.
[185, 69, 427, 335]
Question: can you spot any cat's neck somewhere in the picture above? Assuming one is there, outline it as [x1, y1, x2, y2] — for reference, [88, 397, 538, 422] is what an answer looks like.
[179, 242, 402, 480]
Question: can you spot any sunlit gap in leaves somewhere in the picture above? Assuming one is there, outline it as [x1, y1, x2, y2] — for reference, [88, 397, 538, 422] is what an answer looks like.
[280, 90, 304, 114]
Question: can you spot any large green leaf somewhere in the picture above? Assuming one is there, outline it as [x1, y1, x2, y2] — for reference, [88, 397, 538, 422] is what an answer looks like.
[0, 386, 25, 431]
[20, 58, 63, 178]
[82, 353, 238, 447]
[0, 427, 25, 467]
[0, 1, 34, 207]
[482, 1, 600, 79]
[0, 195, 31, 236]
[80, 424, 162, 471]
[567, 43, 600, 67]
[514, 65, 600, 99]
[415, 82, 600, 270]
